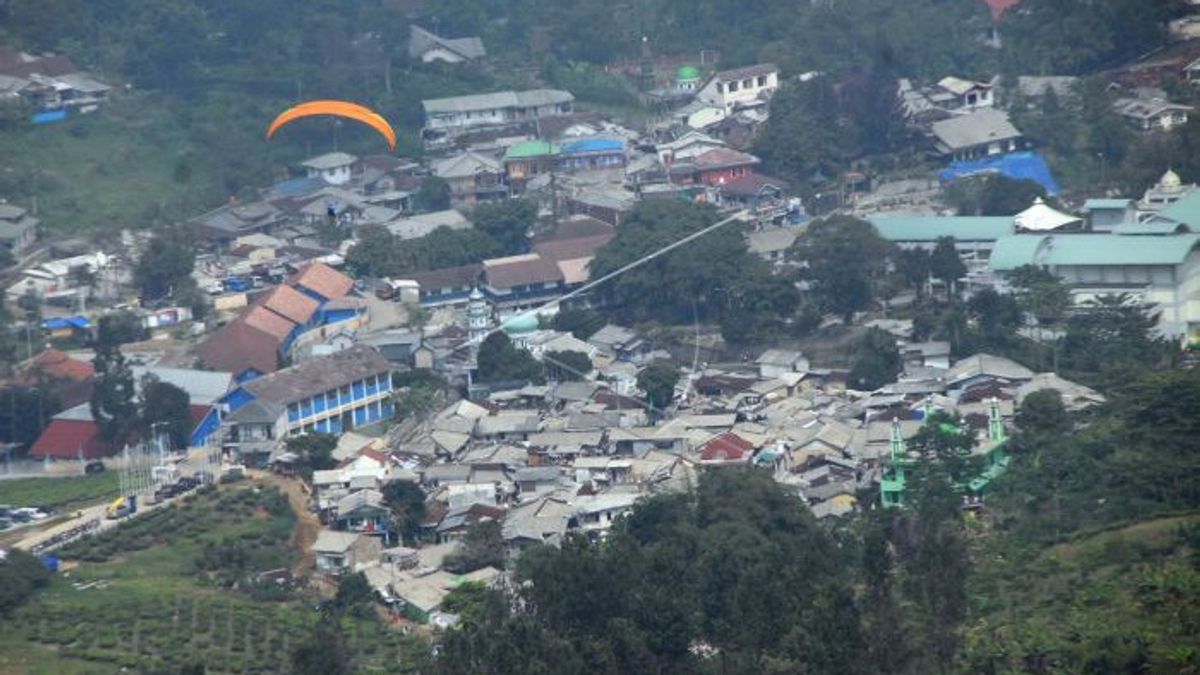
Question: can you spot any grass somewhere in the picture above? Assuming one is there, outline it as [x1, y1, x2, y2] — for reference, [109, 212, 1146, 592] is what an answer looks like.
[0, 481, 427, 674]
[0, 472, 121, 511]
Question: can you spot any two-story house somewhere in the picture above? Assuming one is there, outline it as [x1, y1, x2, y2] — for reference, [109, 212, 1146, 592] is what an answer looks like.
[696, 63, 780, 114]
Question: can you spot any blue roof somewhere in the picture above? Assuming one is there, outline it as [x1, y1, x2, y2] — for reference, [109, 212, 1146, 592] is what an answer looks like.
[939, 151, 1060, 196]
[560, 138, 624, 155]
[991, 233, 1200, 270]
[41, 316, 91, 330]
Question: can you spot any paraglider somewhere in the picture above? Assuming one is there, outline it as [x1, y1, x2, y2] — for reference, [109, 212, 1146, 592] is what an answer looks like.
[266, 100, 397, 151]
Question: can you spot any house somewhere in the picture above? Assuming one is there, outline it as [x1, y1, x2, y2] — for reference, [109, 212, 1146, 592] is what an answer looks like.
[721, 173, 794, 226]
[189, 201, 289, 244]
[291, 261, 355, 302]
[1082, 199, 1137, 231]
[930, 109, 1025, 161]
[756, 349, 809, 379]
[503, 140, 560, 191]
[313, 529, 382, 573]
[513, 466, 562, 494]
[474, 412, 540, 441]
[699, 432, 755, 466]
[407, 25, 486, 64]
[902, 341, 952, 370]
[1112, 94, 1193, 132]
[14, 348, 94, 407]
[407, 264, 483, 307]
[27, 405, 109, 461]
[0, 201, 38, 256]
[587, 324, 648, 362]
[5, 251, 110, 301]
[656, 130, 726, 164]
[931, 76, 995, 111]
[745, 227, 799, 263]
[422, 89, 574, 141]
[0, 48, 110, 116]
[222, 345, 394, 450]
[669, 147, 760, 186]
[301, 152, 358, 186]
[481, 254, 565, 308]
[696, 63, 779, 114]
[1016, 373, 1105, 412]
[431, 152, 507, 207]
[945, 353, 1035, 394]
[196, 308, 292, 381]
[333, 489, 392, 538]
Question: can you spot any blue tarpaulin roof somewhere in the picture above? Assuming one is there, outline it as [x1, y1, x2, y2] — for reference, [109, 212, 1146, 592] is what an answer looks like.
[939, 151, 1060, 196]
[560, 138, 624, 155]
[42, 316, 91, 330]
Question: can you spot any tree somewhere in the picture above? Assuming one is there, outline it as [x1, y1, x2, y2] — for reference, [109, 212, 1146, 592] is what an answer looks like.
[636, 362, 679, 413]
[477, 332, 544, 384]
[1060, 294, 1174, 390]
[543, 350, 592, 381]
[791, 215, 890, 322]
[17, 288, 40, 324]
[286, 433, 338, 481]
[966, 288, 1022, 351]
[928, 237, 966, 297]
[551, 308, 606, 340]
[443, 520, 506, 574]
[472, 198, 537, 255]
[135, 233, 196, 301]
[381, 480, 426, 544]
[946, 175, 1048, 216]
[895, 247, 931, 300]
[139, 377, 192, 450]
[752, 78, 859, 187]
[1015, 389, 1070, 436]
[346, 225, 499, 278]
[849, 327, 901, 390]
[96, 311, 145, 347]
[413, 176, 451, 212]
[90, 341, 137, 444]
[291, 615, 350, 675]
[333, 571, 375, 618]
[0, 547, 52, 616]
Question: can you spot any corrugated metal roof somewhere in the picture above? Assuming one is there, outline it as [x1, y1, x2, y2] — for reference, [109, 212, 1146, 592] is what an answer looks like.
[1154, 189, 1200, 228]
[989, 235, 1051, 271]
[1043, 233, 1200, 266]
[868, 215, 1013, 242]
[504, 140, 559, 159]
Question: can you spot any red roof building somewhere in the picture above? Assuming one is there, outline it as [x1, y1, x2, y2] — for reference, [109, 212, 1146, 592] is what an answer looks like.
[28, 419, 109, 460]
[26, 349, 94, 382]
[195, 319, 284, 377]
[699, 432, 755, 464]
[256, 284, 320, 326]
[982, 0, 1021, 21]
[291, 261, 354, 300]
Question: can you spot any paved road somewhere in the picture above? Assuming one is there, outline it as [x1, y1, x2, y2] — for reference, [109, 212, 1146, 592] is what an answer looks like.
[11, 447, 223, 553]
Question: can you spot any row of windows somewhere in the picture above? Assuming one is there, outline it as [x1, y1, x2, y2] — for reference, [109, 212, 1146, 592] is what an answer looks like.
[286, 372, 392, 422]
[297, 400, 395, 434]
[718, 75, 770, 94]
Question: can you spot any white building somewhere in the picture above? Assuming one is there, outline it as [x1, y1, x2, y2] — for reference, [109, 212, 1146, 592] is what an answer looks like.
[301, 152, 358, 186]
[696, 63, 779, 114]
[421, 89, 574, 136]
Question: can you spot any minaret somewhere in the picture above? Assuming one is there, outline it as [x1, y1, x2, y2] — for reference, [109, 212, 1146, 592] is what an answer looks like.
[467, 287, 490, 356]
[889, 416, 905, 462]
[987, 397, 1006, 443]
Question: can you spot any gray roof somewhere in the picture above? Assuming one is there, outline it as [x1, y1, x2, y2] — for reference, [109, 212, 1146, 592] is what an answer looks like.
[432, 151, 502, 179]
[385, 209, 470, 240]
[423, 89, 573, 116]
[712, 63, 778, 83]
[408, 25, 487, 60]
[242, 345, 391, 405]
[0, 216, 36, 241]
[745, 228, 798, 255]
[1112, 96, 1193, 121]
[1016, 75, 1078, 99]
[131, 366, 234, 405]
[931, 109, 1023, 151]
[514, 466, 561, 483]
[301, 152, 358, 170]
[947, 353, 1035, 385]
[0, 204, 27, 220]
[312, 529, 359, 553]
[476, 413, 541, 436]
[228, 399, 285, 424]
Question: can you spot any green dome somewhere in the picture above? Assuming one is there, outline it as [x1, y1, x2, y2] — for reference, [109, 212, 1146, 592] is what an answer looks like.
[502, 313, 540, 335]
[677, 65, 701, 81]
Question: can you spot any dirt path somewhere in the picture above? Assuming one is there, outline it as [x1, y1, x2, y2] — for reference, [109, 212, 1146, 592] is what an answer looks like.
[250, 470, 320, 577]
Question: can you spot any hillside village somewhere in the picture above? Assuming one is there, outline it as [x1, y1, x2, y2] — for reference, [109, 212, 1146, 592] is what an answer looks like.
[1, 0, 1199, 648]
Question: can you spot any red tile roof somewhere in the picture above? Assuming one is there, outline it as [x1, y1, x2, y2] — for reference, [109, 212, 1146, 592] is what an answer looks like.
[257, 284, 319, 325]
[0, 50, 77, 79]
[700, 432, 754, 462]
[535, 215, 614, 243]
[982, 0, 1021, 20]
[195, 320, 283, 376]
[241, 305, 296, 341]
[533, 233, 615, 262]
[291, 261, 354, 300]
[28, 420, 110, 460]
[26, 349, 94, 382]
[483, 254, 565, 290]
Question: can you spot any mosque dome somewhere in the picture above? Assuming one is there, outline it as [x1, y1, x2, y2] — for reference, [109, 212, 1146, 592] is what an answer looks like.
[677, 65, 701, 81]
[501, 312, 539, 335]
[1161, 168, 1183, 189]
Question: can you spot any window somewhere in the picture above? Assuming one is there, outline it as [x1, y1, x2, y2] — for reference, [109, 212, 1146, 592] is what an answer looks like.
[716, 82, 724, 94]
[742, 79, 752, 89]
[727, 81, 738, 92]
[757, 75, 767, 87]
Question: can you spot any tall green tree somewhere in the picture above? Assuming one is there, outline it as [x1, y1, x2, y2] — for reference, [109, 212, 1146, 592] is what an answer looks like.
[928, 237, 966, 296]
[90, 341, 137, 444]
[849, 327, 901, 390]
[1060, 293, 1174, 390]
[413, 176, 452, 212]
[636, 362, 679, 413]
[139, 377, 192, 450]
[381, 480, 426, 544]
[472, 198, 537, 255]
[285, 432, 338, 481]
[543, 350, 592, 381]
[477, 332, 544, 384]
[791, 215, 890, 322]
[135, 232, 196, 301]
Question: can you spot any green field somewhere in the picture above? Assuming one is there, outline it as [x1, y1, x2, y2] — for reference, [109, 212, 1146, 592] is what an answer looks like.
[0, 482, 427, 674]
[0, 473, 121, 511]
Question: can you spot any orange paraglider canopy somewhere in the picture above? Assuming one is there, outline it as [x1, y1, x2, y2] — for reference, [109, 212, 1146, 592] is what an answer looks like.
[266, 100, 397, 151]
